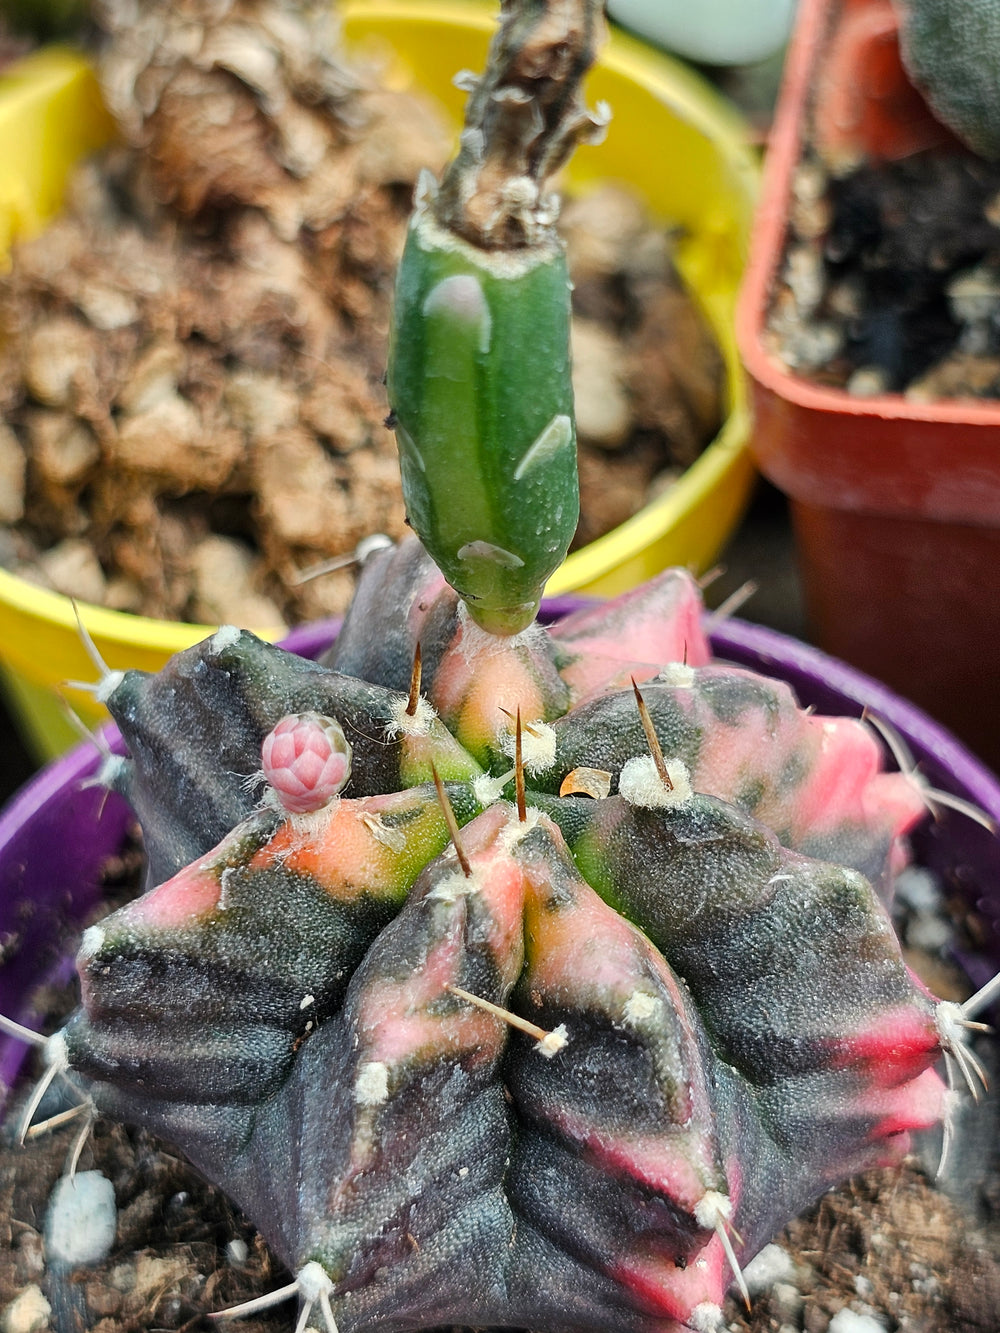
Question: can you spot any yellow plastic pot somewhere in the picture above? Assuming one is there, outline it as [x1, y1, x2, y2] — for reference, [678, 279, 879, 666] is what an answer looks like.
[0, 0, 758, 760]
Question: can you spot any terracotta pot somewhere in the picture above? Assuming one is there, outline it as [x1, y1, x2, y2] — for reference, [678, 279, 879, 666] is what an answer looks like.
[736, 0, 1000, 769]
[4, 607, 1000, 1104]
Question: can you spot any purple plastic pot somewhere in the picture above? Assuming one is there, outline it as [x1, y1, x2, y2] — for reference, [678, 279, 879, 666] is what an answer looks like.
[3, 608, 999, 1102]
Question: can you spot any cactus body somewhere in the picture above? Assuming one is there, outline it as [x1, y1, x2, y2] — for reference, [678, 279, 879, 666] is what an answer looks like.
[387, 210, 578, 636]
[48, 540, 960, 1333]
[895, 0, 1000, 158]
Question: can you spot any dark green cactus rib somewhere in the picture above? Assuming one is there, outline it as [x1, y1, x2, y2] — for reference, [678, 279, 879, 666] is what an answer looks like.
[386, 208, 578, 635]
[101, 625, 483, 886]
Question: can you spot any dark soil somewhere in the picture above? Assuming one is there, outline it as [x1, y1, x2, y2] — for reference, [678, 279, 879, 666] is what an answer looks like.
[765, 147, 1000, 401]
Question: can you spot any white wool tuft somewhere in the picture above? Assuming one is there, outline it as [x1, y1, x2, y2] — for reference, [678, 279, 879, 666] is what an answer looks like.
[354, 1061, 390, 1106]
[385, 694, 438, 739]
[210, 624, 242, 653]
[497, 718, 556, 774]
[656, 661, 696, 688]
[618, 755, 693, 809]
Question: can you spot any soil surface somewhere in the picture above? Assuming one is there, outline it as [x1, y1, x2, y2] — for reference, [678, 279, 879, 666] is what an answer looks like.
[765, 147, 1000, 402]
[2, 840, 1000, 1333]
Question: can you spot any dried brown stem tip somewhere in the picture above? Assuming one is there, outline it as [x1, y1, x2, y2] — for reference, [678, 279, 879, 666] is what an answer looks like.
[435, 0, 608, 249]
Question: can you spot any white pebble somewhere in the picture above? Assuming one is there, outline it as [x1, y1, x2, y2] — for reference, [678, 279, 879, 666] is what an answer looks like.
[45, 1170, 117, 1268]
[828, 1309, 888, 1333]
[906, 912, 955, 953]
[846, 366, 891, 399]
[0, 1286, 51, 1333]
[947, 264, 1000, 325]
[226, 1238, 249, 1265]
[893, 866, 942, 914]
[742, 1242, 796, 1295]
[771, 1281, 803, 1322]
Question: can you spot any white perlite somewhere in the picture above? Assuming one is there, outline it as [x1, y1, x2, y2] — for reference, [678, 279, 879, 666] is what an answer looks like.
[44, 1170, 117, 1268]
[227, 1238, 250, 1265]
[741, 1242, 796, 1295]
[828, 1309, 889, 1333]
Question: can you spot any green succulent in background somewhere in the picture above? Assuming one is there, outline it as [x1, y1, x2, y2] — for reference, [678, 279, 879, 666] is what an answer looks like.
[2, 0, 89, 41]
[895, 0, 1000, 158]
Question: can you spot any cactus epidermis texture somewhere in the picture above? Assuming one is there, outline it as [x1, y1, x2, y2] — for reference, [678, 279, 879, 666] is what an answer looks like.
[387, 204, 578, 636]
[895, 0, 1000, 158]
[53, 539, 953, 1333]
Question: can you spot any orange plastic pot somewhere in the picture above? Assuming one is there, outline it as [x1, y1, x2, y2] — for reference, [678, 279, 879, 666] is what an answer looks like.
[737, 0, 1000, 769]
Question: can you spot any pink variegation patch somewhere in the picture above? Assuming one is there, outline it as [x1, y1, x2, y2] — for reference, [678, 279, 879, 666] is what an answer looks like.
[127, 866, 221, 929]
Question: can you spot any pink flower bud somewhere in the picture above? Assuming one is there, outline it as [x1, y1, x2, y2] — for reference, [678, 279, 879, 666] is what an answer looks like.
[261, 712, 352, 813]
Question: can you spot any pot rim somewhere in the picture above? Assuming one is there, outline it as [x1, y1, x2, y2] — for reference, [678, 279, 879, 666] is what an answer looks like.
[735, 0, 1000, 429]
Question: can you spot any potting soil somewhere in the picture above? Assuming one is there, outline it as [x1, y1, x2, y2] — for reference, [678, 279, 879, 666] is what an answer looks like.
[0, 117, 723, 629]
[765, 147, 1000, 403]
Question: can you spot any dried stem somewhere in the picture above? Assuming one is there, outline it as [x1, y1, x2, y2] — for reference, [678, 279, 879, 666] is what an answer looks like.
[435, 0, 608, 249]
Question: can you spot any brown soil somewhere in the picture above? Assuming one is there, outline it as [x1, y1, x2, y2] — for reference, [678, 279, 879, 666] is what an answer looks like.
[2, 1102, 998, 1333]
[0, 93, 723, 630]
[765, 147, 1000, 402]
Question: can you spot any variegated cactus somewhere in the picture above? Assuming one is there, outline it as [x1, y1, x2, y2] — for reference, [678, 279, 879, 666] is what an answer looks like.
[6, 3, 994, 1330]
[17, 537, 986, 1333]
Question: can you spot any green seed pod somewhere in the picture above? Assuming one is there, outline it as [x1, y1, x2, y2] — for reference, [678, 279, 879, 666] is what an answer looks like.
[386, 205, 579, 637]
